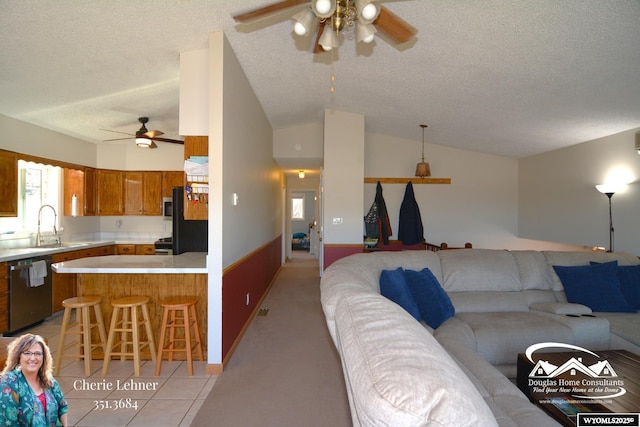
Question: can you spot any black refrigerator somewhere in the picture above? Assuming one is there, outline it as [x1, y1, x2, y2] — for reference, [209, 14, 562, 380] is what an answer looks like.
[172, 187, 208, 254]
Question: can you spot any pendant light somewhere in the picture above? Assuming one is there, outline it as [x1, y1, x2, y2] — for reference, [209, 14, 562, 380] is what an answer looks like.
[415, 124, 431, 178]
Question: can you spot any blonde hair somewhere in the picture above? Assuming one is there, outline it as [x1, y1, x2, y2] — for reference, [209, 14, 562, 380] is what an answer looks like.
[1, 334, 54, 389]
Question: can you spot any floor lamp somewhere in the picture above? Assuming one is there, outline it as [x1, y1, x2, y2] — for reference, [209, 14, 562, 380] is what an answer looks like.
[595, 184, 619, 252]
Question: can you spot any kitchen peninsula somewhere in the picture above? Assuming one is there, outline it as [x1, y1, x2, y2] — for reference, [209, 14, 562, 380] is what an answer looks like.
[52, 253, 208, 358]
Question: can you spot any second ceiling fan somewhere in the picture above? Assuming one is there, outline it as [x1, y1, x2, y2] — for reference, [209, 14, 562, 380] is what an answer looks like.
[102, 117, 184, 149]
[233, 0, 417, 53]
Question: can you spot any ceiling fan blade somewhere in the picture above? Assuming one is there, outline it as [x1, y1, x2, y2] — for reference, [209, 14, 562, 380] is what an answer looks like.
[103, 137, 133, 142]
[313, 21, 326, 54]
[144, 130, 164, 138]
[150, 141, 158, 149]
[233, 0, 306, 24]
[374, 6, 417, 44]
[151, 137, 184, 145]
[100, 128, 135, 137]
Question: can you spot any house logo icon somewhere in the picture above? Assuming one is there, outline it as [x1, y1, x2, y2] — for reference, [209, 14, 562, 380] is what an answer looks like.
[525, 342, 626, 399]
[529, 355, 617, 379]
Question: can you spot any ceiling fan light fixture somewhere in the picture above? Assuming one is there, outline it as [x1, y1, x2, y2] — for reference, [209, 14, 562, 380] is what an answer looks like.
[355, 0, 380, 23]
[136, 137, 152, 147]
[312, 0, 336, 18]
[319, 26, 339, 51]
[293, 9, 316, 36]
[356, 22, 376, 43]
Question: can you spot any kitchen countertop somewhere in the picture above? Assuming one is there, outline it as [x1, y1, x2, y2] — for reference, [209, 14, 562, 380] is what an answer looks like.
[0, 241, 117, 262]
[52, 252, 207, 274]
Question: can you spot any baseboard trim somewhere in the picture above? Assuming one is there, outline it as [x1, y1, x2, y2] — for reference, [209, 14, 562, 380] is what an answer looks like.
[206, 364, 223, 375]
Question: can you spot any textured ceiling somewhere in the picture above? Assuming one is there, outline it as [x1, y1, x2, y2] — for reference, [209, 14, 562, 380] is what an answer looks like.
[1, 0, 640, 162]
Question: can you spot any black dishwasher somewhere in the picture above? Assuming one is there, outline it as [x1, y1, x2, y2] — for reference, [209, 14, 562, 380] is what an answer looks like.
[7, 255, 53, 334]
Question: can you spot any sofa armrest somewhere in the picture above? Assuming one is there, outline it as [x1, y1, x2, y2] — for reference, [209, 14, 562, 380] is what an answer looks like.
[529, 302, 592, 315]
[334, 293, 498, 426]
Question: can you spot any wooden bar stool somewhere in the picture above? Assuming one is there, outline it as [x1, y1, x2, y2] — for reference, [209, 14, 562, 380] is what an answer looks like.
[102, 296, 156, 377]
[155, 296, 203, 376]
[54, 296, 107, 377]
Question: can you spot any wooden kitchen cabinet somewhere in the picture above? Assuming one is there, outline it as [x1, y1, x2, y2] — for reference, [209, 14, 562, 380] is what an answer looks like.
[183, 136, 208, 220]
[63, 168, 85, 216]
[76, 245, 115, 258]
[84, 167, 97, 216]
[0, 262, 8, 333]
[125, 171, 162, 215]
[117, 244, 155, 255]
[64, 167, 98, 216]
[0, 150, 18, 217]
[135, 244, 155, 255]
[51, 251, 78, 313]
[162, 171, 184, 198]
[116, 244, 136, 255]
[143, 172, 162, 215]
[96, 169, 124, 215]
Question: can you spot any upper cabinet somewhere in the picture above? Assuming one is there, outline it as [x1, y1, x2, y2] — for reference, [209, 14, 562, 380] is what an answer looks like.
[162, 171, 184, 198]
[84, 167, 96, 216]
[96, 169, 124, 215]
[124, 171, 162, 215]
[0, 150, 18, 217]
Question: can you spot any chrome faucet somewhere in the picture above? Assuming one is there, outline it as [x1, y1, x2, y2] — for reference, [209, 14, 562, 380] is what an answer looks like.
[36, 204, 60, 247]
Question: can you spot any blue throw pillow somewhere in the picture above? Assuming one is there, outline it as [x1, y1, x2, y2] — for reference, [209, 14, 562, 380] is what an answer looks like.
[617, 265, 640, 309]
[380, 268, 421, 321]
[553, 262, 637, 312]
[591, 262, 640, 309]
[404, 268, 455, 328]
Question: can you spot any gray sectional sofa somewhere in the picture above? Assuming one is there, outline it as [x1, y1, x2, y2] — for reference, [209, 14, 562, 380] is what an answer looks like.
[320, 249, 640, 427]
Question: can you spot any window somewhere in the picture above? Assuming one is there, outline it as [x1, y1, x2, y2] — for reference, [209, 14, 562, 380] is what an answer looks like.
[18, 160, 60, 231]
[291, 194, 305, 221]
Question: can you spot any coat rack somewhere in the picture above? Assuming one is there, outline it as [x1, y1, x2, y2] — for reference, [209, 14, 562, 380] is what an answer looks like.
[364, 177, 451, 184]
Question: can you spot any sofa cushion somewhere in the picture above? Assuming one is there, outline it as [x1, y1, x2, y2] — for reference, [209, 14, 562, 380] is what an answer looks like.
[553, 262, 637, 313]
[529, 302, 592, 315]
[379, 268, 421, 321]
[448, 291, 530, 313]
[439, 249, 522, 292]
[511, 250, 555, 291]
[452, 312, 577, 366]
[405, 268, 455, 328]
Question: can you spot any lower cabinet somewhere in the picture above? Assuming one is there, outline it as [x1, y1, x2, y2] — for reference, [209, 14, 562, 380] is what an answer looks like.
[0, 262, 8, 333]
[51, 252, 78, 313]
[116, 244, 156, 255]
[51, 245, 116, 313]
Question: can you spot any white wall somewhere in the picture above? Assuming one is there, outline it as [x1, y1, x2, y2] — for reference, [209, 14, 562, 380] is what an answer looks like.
[323, 109, 365, 244]
[365, 132, 525, 249]
[519, 128, 640, 254]
[202, 32, 283, 366]
[0, 114, 96, 166]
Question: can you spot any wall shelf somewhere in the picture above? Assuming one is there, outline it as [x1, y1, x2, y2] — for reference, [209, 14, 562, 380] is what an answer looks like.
[364, 177, 451, 184]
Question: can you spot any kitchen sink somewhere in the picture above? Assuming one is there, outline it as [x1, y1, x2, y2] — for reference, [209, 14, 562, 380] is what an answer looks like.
[30, 242, 95, 249]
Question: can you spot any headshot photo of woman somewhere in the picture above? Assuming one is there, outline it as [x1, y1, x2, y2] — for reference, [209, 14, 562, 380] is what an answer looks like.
[0, 333, 68, 426]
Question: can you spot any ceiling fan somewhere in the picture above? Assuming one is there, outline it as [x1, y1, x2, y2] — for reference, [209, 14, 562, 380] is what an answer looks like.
[101, 117, 184, 149]
[233, 0, 417, 53]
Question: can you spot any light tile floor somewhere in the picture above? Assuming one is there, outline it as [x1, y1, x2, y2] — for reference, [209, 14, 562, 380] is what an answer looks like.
[20, 313, 218, 427]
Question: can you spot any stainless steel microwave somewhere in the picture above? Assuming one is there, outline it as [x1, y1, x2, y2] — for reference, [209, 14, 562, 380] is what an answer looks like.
[162, 197, 173, 220]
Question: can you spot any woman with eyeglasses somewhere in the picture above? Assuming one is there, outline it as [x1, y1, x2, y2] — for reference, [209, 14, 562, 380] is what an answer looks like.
[0, 333, 68, 426]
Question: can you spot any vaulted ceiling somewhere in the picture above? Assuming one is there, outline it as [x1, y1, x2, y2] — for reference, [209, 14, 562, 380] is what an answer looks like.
[1, 1, 639, 161]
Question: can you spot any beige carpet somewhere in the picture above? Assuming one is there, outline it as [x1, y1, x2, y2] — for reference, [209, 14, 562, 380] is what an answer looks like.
[191, 255, 351, 426]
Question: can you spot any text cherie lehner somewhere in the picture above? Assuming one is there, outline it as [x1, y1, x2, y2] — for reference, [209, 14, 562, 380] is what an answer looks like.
[73, 378, 160, 391]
